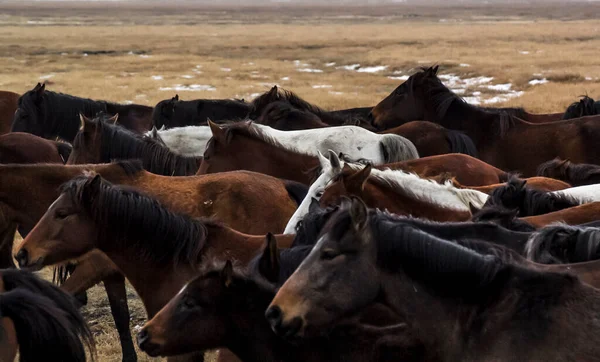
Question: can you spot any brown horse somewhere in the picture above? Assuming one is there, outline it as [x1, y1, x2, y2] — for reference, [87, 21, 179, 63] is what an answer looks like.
[319, 164, 489, 222]
[0, 268, 95, 362]
[0, 132, 71, 165]
[0, 161, 301, 362]
[369, 66, 600, 175]
[537, 158, 600, 187]
[138, 260, 409, 361]
[12, 83, 153, 141]
[0, 91, 19, 136]
[255, 101, 330, 130]
[451, 176, 571, 193]
[199, 120, 505, 186]
[268, 199, 600, 361]
[69, 113, 202, 176]
[16, 175, 296, 361]
[522, 202, 600, 228]
[381, 121, 478, 158]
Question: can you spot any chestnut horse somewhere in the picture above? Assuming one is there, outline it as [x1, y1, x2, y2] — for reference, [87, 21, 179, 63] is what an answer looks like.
[0, 90, 19, 136]
[268, 199, 600, 361]
[0, 161, 301, 362]
[12, 83, 153, 141]
[0, 132, 71, 165]
[16, 175, 296, 362]
[152, 94, 251, 129]
[369, 66, 600, 175]
[319, 164, 488, 222]
[451, 176, 571, 193]
[537, 158, 600, 187]
[69, 113, 202, 175]
[0, 268, 95, 362]
[522, 202, 600, 228]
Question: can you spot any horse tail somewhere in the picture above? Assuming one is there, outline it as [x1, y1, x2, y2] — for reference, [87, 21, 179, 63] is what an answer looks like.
[0, 288, 95, 362]
[379, 135, 419, 163]
[526, 224, 600, 264]
[283, 179, 308, 207]
[444, 130, 478, 158]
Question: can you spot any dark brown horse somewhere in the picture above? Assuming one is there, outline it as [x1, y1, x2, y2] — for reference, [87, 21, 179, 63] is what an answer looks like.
[152, 94, 251, 129]
[0, 161, 302, 362]
[0, 90, 19, 136]
[268, 198, 600, 361]
[537, 158, 600, 187]
[0, 132, 71, 165]
[255, 101, 330, 130]
[381, 121, 478, 158]
[138, 261, 409, 361]
[69, 113, 202, 176]
[16, 175, 296, 361]
[12, 83, 153, 141]
[369, 66, 600, 175]
[0, 268, 95, 362]
[319, 164, 489, 222]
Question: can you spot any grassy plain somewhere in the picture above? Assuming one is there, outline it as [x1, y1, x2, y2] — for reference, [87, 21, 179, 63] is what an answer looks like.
[4, 2, 600, 361]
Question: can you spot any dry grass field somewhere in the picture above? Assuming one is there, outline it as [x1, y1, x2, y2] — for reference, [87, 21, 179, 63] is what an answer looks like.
[4, 1, 600, 361]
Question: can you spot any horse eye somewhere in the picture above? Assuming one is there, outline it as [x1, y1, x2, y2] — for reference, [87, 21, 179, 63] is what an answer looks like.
[55, 210, 70, 220]
[321, 249, 339, 260]
[316, 190, 324, 198]
[182, 297, 197, 310]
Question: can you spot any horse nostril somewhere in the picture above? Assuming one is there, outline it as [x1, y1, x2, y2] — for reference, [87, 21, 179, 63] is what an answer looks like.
[265, 305, 282, 325]
[136, 329, 150, 348]
[14, 249, 28, 268]
[285, 316, 304, 338]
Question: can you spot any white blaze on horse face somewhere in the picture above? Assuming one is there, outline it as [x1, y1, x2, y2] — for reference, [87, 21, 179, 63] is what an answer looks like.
[283, 151, 343, 234]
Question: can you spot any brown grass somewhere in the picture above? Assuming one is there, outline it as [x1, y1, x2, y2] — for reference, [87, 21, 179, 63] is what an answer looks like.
[5, 3, 600, 361]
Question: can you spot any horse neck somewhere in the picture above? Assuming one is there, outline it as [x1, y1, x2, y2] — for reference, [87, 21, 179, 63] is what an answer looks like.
[235, 135, 318, 184]
[363, 181, 472, 222]
[203, 223, 294, 264]
[522, 203, 600, 228]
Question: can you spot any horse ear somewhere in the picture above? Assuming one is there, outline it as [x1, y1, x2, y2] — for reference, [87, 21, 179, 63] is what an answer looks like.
[107, 113, 119, 125]
[346, 164, 372, 191]
[33, 82, 42, 91]
[221, 260, 234, 288]
[258, 233, 280, 283]
[431, 65, 439, 75]
[79, 113, 90, 131]
[328, 150, 341, 172]
[269, 85, 279, 98]
[173, 94, 179, 101]
[208, 119, 225, 140]
[150, 126, 158, 139]
[349, 197, 369, 232]
[37, 83, 46, 95]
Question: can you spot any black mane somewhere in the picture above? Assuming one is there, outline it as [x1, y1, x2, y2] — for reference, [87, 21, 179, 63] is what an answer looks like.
[0, 269, 95, 362]
[61, 175, 212, 266]
[537, 158, 600, 187]
[484, 176, 580, 216]
[472, 205, 537, 232]
[526, 223, 600, 264]
[73, 115, 201, 175]
[563, 96, 597, 120]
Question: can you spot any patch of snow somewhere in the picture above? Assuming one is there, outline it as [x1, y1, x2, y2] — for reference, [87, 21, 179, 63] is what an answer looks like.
[139, 54, 151, 58]
[451, 89, 466, 94]
[39, 74, 55, 80]
[356, 65, 388, 73]
[280, 77, 290, 81]
[486, 83, 512, 91]
[293, 60, 310, 67]
[472, 91, 481, 96]
[151, 75, 163, 80]
[249, 93, 261, 98]
[586, 77, 593, 81]
[123, 100, 134, 104]
[83, 53, 88, 57]
[529, 78, 548, 85]
[459, 63, 470, 67]
[462, 97, 481, 105]
[220, 68, 232, 72]
[519, 51, 530, 55]
[181, 75, 194, 79]
[337, 64, 360, 71]
[135, 94, 147, 99]
[159, 84, 216, 92]
[325, 62, 336, 67]
[329, 91, 344, 95]
[484, 91, 524, 104]
[297, 68, 323, 73]
[312, 85, 332, 89]
[388, 75, 410, 81]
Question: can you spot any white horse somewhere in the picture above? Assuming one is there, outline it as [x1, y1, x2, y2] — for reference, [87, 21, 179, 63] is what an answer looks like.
[284, 150, 343, 234]
[551, 184, 600, 203]
[144, 125, 212, 157]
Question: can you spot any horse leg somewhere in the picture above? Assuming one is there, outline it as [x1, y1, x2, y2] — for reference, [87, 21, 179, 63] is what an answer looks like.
[105, 273, 137, 362]
[60, 251, 137, 362]
[0, 223, 17, 268]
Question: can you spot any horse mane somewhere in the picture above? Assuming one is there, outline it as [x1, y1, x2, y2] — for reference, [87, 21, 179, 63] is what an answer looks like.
[563, 96, 597, 120]
[525, 223, 600, 264]
[345, 164, 489, 211]
[444, 129, 478, 157]
[61, 175, 213, 266]
[74, 115, 201, 175]
[256, 101, 327, 129]
[20, 87, 108, 139]
[0, 269, 95, 361]
[323, 205, 506, 295]
[537, 158, 600, 187]
[247, 243, 313, 287]
[471, 205, 537, 232]
[250, 86, 328, 117]
[416, 66, 517, 137]
[485, 176, 580, 216]
[292, 203, 340, 247]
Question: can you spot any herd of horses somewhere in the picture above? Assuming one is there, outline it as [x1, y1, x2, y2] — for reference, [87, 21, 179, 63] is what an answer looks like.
[4, 65, 600, 361]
